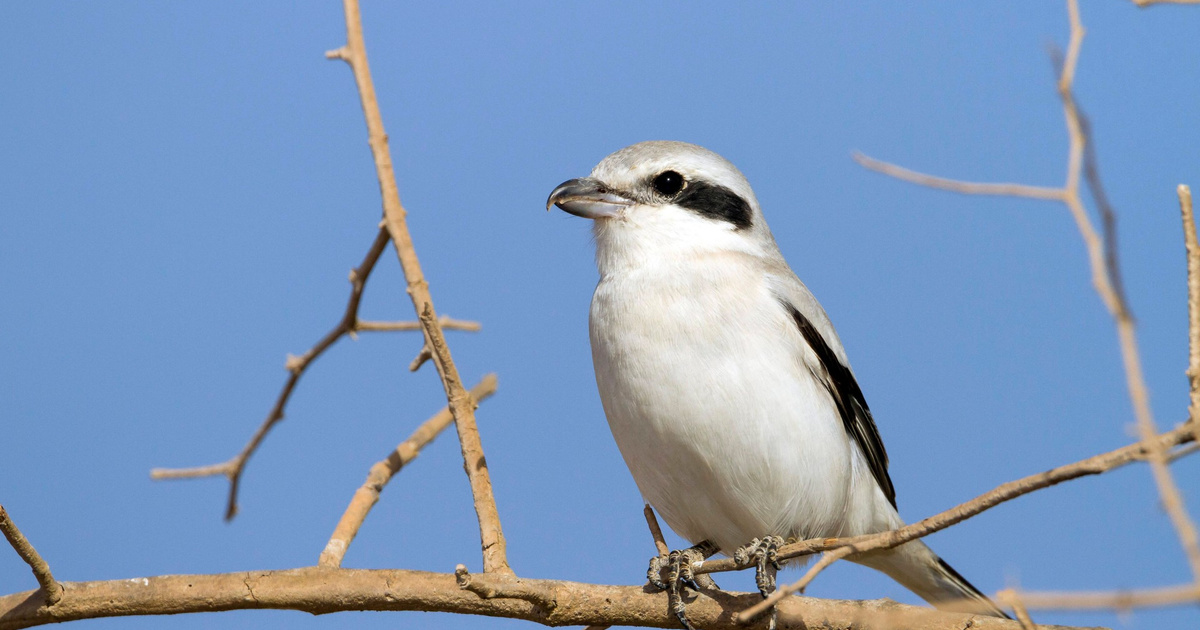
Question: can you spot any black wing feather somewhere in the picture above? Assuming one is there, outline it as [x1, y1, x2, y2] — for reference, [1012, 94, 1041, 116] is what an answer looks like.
[781, 300, 897, 508]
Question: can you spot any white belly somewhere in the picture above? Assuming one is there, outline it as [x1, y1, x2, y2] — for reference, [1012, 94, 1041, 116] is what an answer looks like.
[589, 257, 860, 554]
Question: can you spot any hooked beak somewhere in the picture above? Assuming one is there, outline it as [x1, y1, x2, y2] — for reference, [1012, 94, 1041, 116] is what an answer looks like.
[546, 177, 632, 220]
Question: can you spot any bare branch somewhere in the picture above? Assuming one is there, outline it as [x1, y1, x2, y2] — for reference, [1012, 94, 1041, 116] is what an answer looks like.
[319, 374, 499, 568]
[1077, 105, 1131, 314]
[1011, 583, 1200, 611]
[408, 344, 433, 372]
[150, 227, 392, 520]
[705, 422, 1197, 579]
[0, 568, 1099, 630]
[356, 317, 481, 332]
[1181, 185, 1200, 420]
[0, 506, 61, 606]
[853, 152, 1065, 201]
[1132, 0, 1200, 6]
[328, 0, 510, 573]
[846, 0, 1200, 610]
[643, 505, 670, 557]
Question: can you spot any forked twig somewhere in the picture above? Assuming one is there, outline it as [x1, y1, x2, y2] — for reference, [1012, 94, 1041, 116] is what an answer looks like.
[149, 227, 480, 520]
[326, 0, 510, 574]
[150, 228, 389, 518]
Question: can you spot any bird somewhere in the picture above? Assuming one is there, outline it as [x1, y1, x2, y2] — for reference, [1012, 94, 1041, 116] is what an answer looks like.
[546, 141, 1008, 627]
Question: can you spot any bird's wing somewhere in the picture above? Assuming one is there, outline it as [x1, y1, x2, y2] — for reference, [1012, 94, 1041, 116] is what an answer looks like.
[769, 273, 897, 508]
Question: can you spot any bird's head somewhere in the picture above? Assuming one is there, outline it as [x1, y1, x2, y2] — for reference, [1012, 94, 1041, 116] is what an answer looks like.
[547, 141, 779, 266]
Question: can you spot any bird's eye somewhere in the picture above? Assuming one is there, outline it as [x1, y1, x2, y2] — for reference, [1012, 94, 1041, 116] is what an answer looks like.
[652, 171, 685, 196]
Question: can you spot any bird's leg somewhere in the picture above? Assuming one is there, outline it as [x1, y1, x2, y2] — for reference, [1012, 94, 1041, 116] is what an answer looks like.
[734, 536, 784, 630]
[647, 540, 719, 630]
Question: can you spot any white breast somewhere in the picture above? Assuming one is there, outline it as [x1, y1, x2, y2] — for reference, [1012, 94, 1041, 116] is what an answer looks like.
[588, 243, 860, 554]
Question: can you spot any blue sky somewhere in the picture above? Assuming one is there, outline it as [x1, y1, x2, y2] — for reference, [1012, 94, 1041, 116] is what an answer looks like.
[2, 2, 1198, 629]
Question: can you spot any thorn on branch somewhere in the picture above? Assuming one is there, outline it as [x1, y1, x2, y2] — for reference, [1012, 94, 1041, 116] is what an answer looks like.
[409, 344, 433, 372]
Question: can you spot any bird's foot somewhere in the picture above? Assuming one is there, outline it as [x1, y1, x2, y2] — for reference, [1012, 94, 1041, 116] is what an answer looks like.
[734, 536, 785, 630]
[647, 540, 718, 630]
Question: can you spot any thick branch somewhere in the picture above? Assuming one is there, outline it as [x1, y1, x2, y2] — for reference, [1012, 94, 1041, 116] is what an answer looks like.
[0, 507, 60, 606]
[0, 568, 1101, 630]
[319, 374, 499, 568]
[327, 0, 509, 573]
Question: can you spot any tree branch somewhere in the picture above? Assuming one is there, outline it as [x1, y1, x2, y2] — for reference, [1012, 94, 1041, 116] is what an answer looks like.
[319, 374, 499, 568]
[355, 318, 481, 333]
[643, 505, 670, 557]
[846, 0, 1200, 614]
[707, 422, 1196, 580]
[731, 422, 1197, 619]
[149, 228, 481, 520]
[0, 568, 1102, 630]
[0, 507, 60, 606]
[852, 153, 1065, 201]
[326, 0, 510, 574]
[1132, 0, 1200, 7]
[1181, 185, 1200, 421]
[1008, 583, 1200, 611]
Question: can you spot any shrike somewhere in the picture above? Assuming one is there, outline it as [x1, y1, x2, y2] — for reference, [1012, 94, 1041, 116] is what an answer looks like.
[547, 141, 1007, 626]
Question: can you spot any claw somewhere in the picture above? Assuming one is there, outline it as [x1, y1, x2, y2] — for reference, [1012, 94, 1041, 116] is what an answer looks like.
[647, 553, 669, 591]
[667, 547, 705, 630]
[735, 536, 785, 630]
[646, 541, 717, 630]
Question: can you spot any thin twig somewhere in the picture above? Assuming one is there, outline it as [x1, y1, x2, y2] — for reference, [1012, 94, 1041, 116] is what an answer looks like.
[356, 318, 481, 333]
[1077, 106, 1130, 313]
[150, 227, 389, 519]
[642, 505, 670, 557]
[1132, 0, 1200, 6]
[852, 153, 1065, 201]
[328, 0, 510, 574]
[319, 374, 498, 568]
[0, 506, 61, 606]
[1011, 583, 1200, 610]
[1165, 441, 1200, 464]
[1181, 185, 1200, 421]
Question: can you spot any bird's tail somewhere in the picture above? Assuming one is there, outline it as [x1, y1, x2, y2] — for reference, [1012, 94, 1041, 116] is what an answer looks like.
[853, 540, 1011, 619]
